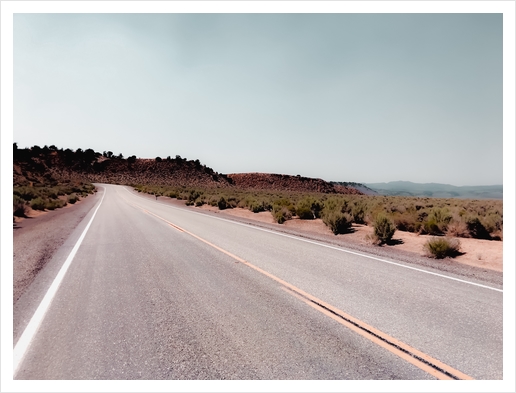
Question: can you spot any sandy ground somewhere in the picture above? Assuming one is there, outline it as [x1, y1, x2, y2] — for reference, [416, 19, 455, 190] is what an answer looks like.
[199, 205, 503, 273]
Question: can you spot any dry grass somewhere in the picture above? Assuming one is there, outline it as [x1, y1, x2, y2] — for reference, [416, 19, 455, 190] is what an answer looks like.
[424, 237, 462, 259]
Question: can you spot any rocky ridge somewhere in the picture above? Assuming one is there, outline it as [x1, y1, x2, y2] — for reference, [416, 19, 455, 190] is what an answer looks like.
[13, 145, 362, 195]
[228, 173, 363, 194]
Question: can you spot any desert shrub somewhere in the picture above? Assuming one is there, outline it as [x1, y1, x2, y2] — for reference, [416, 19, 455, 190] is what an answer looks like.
[322, 211, 353, 235]
[217, 196, 228, 210]
[195, 199, 204, 207]
[417, 207, 451, 235]
[273, 198, 296, 214]
[373, 214, 396, 244]
[14, 186, 39, 201]
[30, 197, 47, 211]
[351, 200, 367, 224]
[422, 218, 441, 236]
[465, 215, 491, 239]
[296, 196, 322, 219]
[271, 199, 295, 224]
[13, 195, 27, 217]
[424, 237, 461, 259]
[185, 200, 194, 206]
[482, 213, 503, 234]
[392, 212, 419, 232]
[428, 207, 452, 231]
[312, 200, 323, 218]
[227, 197, 239, 208]
[207, 195, 219, 207]
[446, 219, 469, 238]
[188, 190, 202, 202]
[296, 205, 314, 219]
[68, 194, 79, 204]
[47, 189, 58, 199]
[272, 206, 292, 224]
[46, 199, 66, 210]
[249, 201, 265, 213]
[323, 197, 347, 215]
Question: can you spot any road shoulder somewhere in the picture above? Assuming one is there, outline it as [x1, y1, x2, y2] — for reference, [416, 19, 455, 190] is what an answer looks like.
[13, 192, 100, 305]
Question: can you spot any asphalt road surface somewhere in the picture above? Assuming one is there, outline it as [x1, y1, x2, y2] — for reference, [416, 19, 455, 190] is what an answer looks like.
[13, 184, 503, 380]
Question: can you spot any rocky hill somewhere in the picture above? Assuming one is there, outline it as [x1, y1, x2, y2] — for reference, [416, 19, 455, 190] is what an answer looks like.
[13, 145, 232, 188]
[13, 144, 363, 195]
[228, 173, 363, 195]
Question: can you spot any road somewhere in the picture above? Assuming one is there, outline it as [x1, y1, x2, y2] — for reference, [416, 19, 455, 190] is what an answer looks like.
[13, 184, 503, 380]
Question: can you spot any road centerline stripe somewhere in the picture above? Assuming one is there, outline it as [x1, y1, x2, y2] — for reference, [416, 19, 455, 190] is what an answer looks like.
[137, 206, 474, 381]
[13, 187, 106, 377]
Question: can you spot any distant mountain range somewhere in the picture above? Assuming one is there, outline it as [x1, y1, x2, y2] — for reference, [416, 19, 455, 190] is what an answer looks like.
[364, 181, 503, 200]
[330, 182, 379, 196]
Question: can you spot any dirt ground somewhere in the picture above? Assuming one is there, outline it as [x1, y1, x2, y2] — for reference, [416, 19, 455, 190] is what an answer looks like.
[13, 196, 98, 304]
[199, 205, 503, 273]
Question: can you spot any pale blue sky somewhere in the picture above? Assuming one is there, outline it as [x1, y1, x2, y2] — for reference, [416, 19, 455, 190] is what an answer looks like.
[13, 13, 503, 186]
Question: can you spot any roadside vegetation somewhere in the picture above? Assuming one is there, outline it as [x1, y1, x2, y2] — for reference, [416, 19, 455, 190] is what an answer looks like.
[13, 183, 95, 217]
[424, 237, 462, 259]
[132, 185, 503, 242]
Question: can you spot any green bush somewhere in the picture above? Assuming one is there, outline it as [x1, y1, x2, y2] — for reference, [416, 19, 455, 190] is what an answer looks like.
[351, 201, 367, 224]
[424, 237, 461, 259]
[30, 197, 47, 210]
[465, 216, 490, 239]
[373, 214, 396, 244]
[46, 199, 66, 210]
[217, 196, 227, 210]
[322, 211, 353, 235]
[271, 198, 295, 224]
[296, 205, 314, 219]
[272, 206, 292, 224]
[68, 194, 79, 204]
[422, 218, 441, 235]
[13, 195, 27, 217]
[227, 197, 239, 208]
[296, 197, 322, 219]
[392, 212, 419, 232]
[249, 201, 265, 213]
[207, 195, 219, 207]
[273, 198, 296, 214]
[482, 213, 503, 234]
[423, 207, 452, 234]
[446, 219, 469, 238]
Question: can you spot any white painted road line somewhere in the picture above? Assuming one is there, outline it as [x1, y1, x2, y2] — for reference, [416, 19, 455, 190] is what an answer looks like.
[123, 186, 503, 293]
[13, 188, 106, 377]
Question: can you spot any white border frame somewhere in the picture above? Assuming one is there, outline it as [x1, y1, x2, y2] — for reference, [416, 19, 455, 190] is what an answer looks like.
[2, 2, 514, 392]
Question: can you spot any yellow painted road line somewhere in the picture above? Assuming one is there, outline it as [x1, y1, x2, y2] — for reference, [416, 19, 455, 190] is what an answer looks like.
[136, 204, 475, 380]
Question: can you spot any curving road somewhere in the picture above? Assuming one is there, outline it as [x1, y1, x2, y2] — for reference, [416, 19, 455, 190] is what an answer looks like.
[13, 184, 503, 380]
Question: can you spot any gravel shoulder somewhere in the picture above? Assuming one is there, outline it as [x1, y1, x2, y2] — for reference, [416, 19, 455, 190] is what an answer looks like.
[13, 192, 100, 305]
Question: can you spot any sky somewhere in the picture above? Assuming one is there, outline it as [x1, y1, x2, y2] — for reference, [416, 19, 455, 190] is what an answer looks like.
[12, 12, 504, 186]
